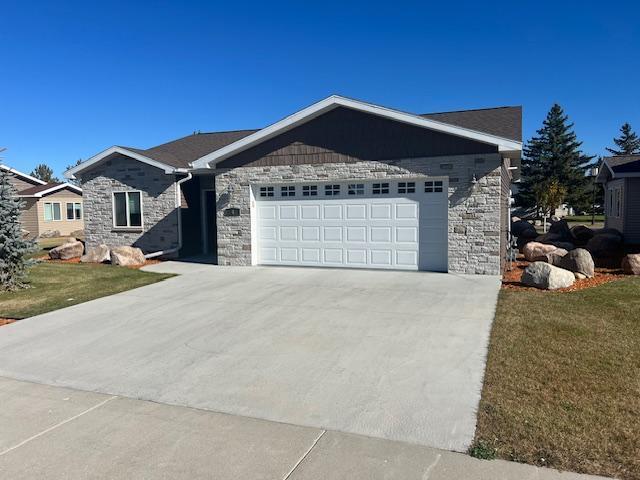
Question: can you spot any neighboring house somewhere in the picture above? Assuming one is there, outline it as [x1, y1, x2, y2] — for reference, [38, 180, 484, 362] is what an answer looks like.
[1, 165, 84, 238]
[596, 155, 640, 244]
[66, 95, 522, 274]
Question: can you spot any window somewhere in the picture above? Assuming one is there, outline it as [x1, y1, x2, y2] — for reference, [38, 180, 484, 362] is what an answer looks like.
[425, 181, 443, 193]
[280, 185, 295, 197]
[66, 202, 82, 220]
[372, 182, 389, 194]
[44, 202, 61, 221]
[325, 184, 340, 196]
[113, 191, 142, 228]
[348, 183, 364, 195]
[259, 186, 274, 197]
[398, 182, 415, 194]
[302, 185, 318, 196]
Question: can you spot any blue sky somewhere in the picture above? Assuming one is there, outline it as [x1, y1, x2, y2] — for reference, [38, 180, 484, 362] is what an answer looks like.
[1, 1, 638, 177]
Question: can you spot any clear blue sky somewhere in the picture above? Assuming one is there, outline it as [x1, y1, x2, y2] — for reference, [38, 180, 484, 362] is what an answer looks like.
[1, 0, 638, 177]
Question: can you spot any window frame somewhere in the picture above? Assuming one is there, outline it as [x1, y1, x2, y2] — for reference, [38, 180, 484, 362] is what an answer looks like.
[44, 202, 62, 222]
[372, 182, 389, 195]
[280, 185, 295, 197]
[398, 181, 416, 194]
[347, 183, 364, 195]
[324, 184, 340, 196]
[259, 186, 275, 198]
[112, 191, 144, 229]
[302, 185, 318, 196]
[66, 202, 82, 220]
[425, 180, 444, 193]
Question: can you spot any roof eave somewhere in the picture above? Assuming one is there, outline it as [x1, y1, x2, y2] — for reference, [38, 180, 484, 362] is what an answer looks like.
[65, 146, 177, 179]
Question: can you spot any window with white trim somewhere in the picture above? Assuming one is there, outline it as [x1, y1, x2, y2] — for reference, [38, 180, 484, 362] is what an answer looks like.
[113, 191, 142, 228]
[372, 182, 389, 194]
[302, 185, 318, 196]
[259, 186, 274, 197]
[398, 182, 415, 194]
[348, 183, 364, 195]
[280, 185, 295, 197]
[425, 180, 443, 193]
[44, 202, 61, 221]
[66, 202, 82, 220]
[325, 184, 340, 196]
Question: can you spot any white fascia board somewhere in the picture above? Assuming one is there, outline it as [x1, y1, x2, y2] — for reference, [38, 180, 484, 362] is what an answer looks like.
[18, 182, 83, 198]
[65, 146, 176, 179]
[0, 164, 47, 185]
[191, 95, 523, 169]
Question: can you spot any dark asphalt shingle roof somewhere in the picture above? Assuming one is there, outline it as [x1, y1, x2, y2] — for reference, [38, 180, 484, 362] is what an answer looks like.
[18, 182, 63, 195]
[603, 155, 640, 173]
[123, 105, 522, 169]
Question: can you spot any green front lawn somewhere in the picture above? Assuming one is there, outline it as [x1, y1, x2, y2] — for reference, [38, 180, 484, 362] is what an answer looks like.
[0, 262, 173, 319]
[474, 278, 640, 479]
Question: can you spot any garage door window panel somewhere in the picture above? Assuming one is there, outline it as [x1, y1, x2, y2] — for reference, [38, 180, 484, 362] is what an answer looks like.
[302, 185, 318, 196]
[372, 183, 389, 194]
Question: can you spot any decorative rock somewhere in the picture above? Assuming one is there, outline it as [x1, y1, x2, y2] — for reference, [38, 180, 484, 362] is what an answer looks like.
[570, 225, 595, 246]
[532, 248, 569, 265]
[535, 232, 565, 245]
[621, 254, 640, 275]
[523, 242, 558, 262]
[549, 241, 575, 251]
[574, 272, 587, 280]
[512, 220, 537, 237]
[557, 248, 595, 278]
[549, 219, 571, 239]
[39, 230, 61, 239]
[70, 229, 85, 239]
[49, 240, 84, 260]
[81, 244, 111, 264]
[511, 216, 521, 223]
[110, 246, 145, 266]
[586, 233, 624, 258]
[521, 262, 576, 290]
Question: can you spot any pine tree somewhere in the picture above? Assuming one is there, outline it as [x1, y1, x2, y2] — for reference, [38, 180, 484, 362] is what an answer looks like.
[0, 169, 36, 290]
[516, 104, 595, 214]
[30, 163, 59, 183]
[606, 123, 640, 155]
[65, 159, 83, 186]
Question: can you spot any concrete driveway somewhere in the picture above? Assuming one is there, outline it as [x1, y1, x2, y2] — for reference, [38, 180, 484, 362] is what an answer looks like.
[0, 264, 501, 451]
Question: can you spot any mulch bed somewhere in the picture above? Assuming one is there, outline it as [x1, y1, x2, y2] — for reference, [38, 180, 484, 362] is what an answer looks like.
[38, 256, 162, 270]
[503, 258, 626, 292]
[0, 318, 17, 326]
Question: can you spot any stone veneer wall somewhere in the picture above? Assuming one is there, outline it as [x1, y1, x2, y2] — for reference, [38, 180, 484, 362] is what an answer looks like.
[80, 155, 179, 253]
[215, 153, 503, 274]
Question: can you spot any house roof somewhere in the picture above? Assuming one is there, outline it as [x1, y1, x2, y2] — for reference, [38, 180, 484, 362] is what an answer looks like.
[66, 95, 522, 177]
[18, 182, 82, 197]
[0, 164, 47, 186]
[421, 106, 522, 142]
[597, 155, 640, 182]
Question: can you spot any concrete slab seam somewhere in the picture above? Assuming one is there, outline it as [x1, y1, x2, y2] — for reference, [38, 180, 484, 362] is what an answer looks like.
[422, 453, 442, 479]
[281, 429, 326, 480]
[0, 395, 118, 457]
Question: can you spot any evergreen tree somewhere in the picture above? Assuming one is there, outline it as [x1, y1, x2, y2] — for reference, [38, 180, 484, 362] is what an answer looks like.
[30, 163, 59, 183]
[606, 122, 640, 155]
[0, 169, 36, 290]
[516, 104, 595, 214]
[65, 159, 83, 186]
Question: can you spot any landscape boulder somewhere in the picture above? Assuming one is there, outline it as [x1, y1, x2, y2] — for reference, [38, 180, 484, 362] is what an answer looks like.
[70, 229, 85, 240]
[621, 254, 640, 275]
[48, 240, 84, 260]
[81, 244, 111, 264]
[585, 233, 624, 259]
[521, 262, 576, 290]
[570, 225, 595, 246]
[523, 242, 559, 262]
[512, 219, 537, 237]
[548, 219, 571, 239]
[532, 248, 568, 265]
[39, 230, 61, 239]
[110, 246, 145, 266]
[557, 248, 595, 278]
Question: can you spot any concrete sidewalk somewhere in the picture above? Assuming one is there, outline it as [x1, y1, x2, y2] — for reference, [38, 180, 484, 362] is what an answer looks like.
[0, 377, 609, 480]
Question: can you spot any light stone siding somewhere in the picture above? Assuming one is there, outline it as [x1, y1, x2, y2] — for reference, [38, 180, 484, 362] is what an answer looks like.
[215, 153, 504, 274]
[79, 155, 179, 253]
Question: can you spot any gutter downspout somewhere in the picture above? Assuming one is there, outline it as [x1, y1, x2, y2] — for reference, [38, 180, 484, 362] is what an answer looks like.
[145, 172, 193, 259]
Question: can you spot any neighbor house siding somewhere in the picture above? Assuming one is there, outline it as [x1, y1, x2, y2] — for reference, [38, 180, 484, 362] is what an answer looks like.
[79, 155, 179, 253]
[624, 178, 640, 243]
[604, 178, 625, 233]
[20, 198, 40, 238]
[9, 175, 40, 192]
[217, 107, 497, 169]
[36, 189, 84, 237]
[215, 153, 503, 274]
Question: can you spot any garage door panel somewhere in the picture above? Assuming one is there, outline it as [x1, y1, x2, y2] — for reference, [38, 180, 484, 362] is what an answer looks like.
[254, 180, 447, 271]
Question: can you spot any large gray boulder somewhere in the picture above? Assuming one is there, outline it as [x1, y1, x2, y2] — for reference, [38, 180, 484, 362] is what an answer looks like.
[49, 240, 84, 260]
[622, 254, 640, 275]
[110, 246, 145, 266]
[512, 219, 537, 237]
[548, 219, 571, 239]
[521, 262, 575, 290]
[557, 248, 595, 278]
[39, 230, 61, 239]
[532, 248, 568, 265]
[523, 242, 558, 262]
[81, 244, 111, 264]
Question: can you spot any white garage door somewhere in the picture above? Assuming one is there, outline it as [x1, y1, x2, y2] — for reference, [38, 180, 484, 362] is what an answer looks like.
[253, 179, 448, 271]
